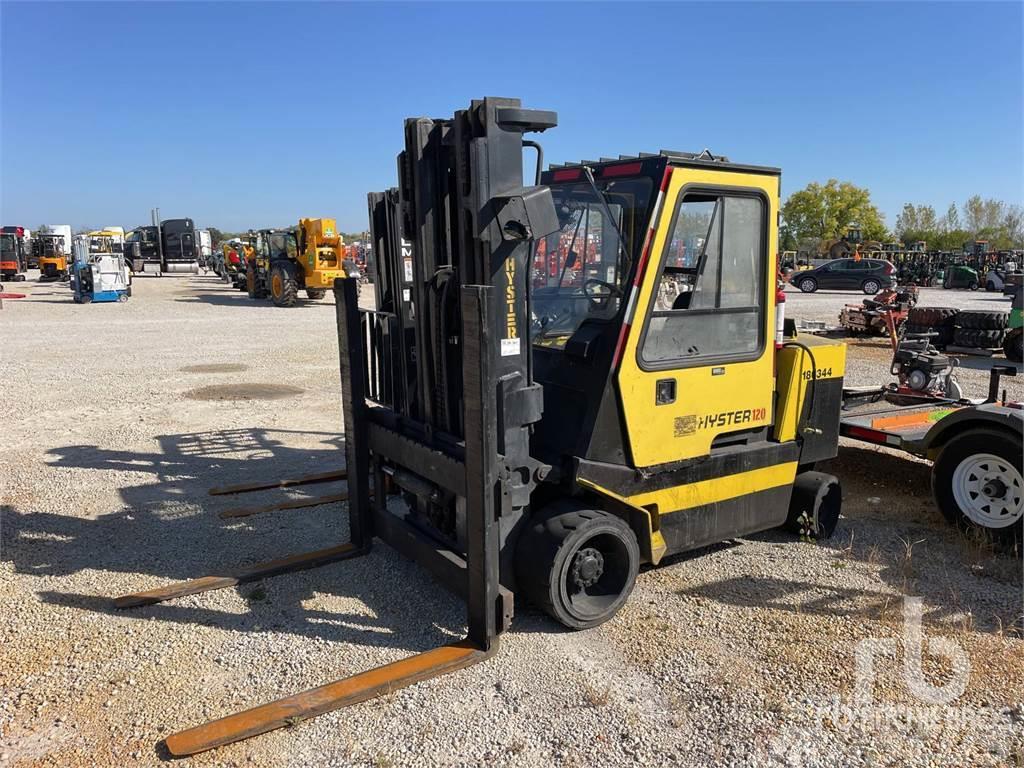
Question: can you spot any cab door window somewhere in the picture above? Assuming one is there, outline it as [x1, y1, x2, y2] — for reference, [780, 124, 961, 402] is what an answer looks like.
[641, 191, 765, 366]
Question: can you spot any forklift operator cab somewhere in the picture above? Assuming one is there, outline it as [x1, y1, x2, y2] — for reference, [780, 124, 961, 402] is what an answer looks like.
[530, 154, 846, 564]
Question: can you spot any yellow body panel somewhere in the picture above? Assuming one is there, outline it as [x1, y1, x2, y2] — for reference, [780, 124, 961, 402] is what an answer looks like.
[773, 334, 847, 443]
[299, 217, 343, 286]
[627, 462, 798, 513]
[39, 255, 68, 271]
[617, 167, 780, 467]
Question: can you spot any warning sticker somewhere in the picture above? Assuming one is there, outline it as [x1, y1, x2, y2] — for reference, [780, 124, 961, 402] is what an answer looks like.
[500, 338, 521, 357]
[403, 258, 413, 283]
[674, 415, 697, 437]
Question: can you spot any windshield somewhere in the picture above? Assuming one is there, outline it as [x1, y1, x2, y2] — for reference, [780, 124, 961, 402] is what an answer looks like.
[0, 235, 13, 253]
[531, 176, 653, 346]
[268, 232, 297, 259]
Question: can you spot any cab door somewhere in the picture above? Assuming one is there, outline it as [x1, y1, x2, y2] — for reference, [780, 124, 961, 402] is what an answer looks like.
[617, 166, 777, 467]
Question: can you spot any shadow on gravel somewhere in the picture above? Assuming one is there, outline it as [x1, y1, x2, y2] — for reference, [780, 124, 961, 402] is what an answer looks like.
[677, 444, 1022, 634]
[174, 292, 333, 308]
[1, 427, 464, 652]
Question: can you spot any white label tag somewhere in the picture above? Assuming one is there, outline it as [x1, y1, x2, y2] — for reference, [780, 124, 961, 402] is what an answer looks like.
[500, 338, 521, 357]
[403, 258, 413, 282]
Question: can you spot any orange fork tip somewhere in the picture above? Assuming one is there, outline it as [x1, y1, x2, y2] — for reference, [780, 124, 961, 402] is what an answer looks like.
[162, 639, 495, 757]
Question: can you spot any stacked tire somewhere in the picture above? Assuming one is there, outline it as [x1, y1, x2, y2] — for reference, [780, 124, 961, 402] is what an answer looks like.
[952, 310, 1009, 350]
[904, 306, 958, 348]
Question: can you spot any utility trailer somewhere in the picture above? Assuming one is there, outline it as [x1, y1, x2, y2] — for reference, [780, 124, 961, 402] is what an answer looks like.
[840, 366, 1022, 536]
[117, 97, 853, 756]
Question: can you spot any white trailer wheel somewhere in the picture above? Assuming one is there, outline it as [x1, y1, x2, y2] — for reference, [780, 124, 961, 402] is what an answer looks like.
[951, 452, 1024, 529]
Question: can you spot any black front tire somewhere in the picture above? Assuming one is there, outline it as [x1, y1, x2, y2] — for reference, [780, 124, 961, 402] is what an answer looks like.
[306, 288, 326, 301]
[516, 501, 639, 630]
[270, 263, 299, 307]
[799, 277, 817, 293]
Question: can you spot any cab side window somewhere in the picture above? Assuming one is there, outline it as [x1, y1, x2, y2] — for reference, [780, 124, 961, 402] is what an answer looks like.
[641, 191, 765, 366]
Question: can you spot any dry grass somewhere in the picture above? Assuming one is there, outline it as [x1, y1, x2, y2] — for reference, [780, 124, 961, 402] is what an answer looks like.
[582, 682, 610, 708]
[897, 535, 926, 578]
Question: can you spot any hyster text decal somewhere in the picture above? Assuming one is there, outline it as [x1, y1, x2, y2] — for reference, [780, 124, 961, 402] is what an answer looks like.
[674, 407, 767, 437]
[500, 258, 521, 357]
[505, 258, 517, 340]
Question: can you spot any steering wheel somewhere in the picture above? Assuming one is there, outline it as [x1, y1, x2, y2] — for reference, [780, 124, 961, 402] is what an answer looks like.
[583, 278, 620, 308]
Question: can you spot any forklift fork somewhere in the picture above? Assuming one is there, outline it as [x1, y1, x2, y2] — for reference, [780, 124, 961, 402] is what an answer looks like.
[164, 640, 496, 756]
[114, 280, 505, 756]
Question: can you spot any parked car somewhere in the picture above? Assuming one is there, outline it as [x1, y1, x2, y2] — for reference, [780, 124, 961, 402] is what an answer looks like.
[790, 258, 895, 294]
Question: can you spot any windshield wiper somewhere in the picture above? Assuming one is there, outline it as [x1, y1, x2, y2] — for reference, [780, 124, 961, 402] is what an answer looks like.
[581, 166, 631, 278]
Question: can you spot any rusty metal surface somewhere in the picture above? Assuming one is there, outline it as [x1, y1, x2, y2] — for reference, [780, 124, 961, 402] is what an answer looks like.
[164, 639, 495, 756]
[219, 492, 349, 519]
[207, 469, 347, 496]
[113, 543, 364, 608]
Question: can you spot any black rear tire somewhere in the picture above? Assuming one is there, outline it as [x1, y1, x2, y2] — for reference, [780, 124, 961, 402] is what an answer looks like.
[1004, 328, 1023, 363]
[862, 279, 881, 294]
[516, 501, 639, 630]
[798, 277, 817, 293]
[957, 310, 1009, 331]
[306, 288, 326, 301]
[953, 328, 1004, 348]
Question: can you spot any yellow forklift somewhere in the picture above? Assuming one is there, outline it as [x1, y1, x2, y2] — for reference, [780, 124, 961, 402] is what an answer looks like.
[118, 98, 850, 755]
[36, 233, 71, 281]
[245, 218, 348, 306]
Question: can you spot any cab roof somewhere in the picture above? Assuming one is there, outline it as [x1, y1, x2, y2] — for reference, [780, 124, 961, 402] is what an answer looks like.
[545, 149, 781, 179]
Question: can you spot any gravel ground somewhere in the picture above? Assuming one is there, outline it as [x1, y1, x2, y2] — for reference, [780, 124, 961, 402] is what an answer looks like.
[1, 274, 1021, 768]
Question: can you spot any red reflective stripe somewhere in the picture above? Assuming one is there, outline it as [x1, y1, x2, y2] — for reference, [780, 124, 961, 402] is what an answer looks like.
[602, 161, 643, 177]
[844, 425, 895, 445]
[612, 322, 631, 369]
[552, 169, 581, 182]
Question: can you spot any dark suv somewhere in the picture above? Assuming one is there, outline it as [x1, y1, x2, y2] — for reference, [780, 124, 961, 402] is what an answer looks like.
[791, 258, 895, 294]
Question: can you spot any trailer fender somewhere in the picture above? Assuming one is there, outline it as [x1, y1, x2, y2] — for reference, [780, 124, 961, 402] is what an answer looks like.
[913, 403, 1024, 459]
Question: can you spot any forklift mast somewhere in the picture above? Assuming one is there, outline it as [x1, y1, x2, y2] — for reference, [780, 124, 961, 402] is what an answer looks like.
[343, 97, 559, 647]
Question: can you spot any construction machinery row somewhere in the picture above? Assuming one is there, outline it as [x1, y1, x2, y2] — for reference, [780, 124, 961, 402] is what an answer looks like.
[211, 219, 365, 306]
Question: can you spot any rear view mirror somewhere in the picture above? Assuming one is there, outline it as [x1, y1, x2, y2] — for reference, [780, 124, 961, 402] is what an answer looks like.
[493, 186, 559, 242]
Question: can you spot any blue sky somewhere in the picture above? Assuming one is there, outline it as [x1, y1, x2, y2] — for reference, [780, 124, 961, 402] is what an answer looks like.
[2, 1, 1021, 233]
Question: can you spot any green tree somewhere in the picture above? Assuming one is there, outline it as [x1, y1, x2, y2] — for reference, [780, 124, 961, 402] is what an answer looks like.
[942, 203, 960, 232]
[36, 224, 51, 235]
[207, 227, 225, 245]
[781, 180, 888, 245]
[779, 226, 797, 251]
[895, 204, 938, 241]
[962, 195, 1005, 234]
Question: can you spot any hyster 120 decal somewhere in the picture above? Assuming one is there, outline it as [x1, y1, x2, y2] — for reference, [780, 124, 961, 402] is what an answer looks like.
[674, 408, 767, 437]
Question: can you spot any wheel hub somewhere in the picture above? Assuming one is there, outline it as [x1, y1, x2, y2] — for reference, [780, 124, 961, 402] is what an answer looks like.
[981, 477, 1008, 499]
[571, 547, 604, 588]
[952, 453, 1024, 528]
